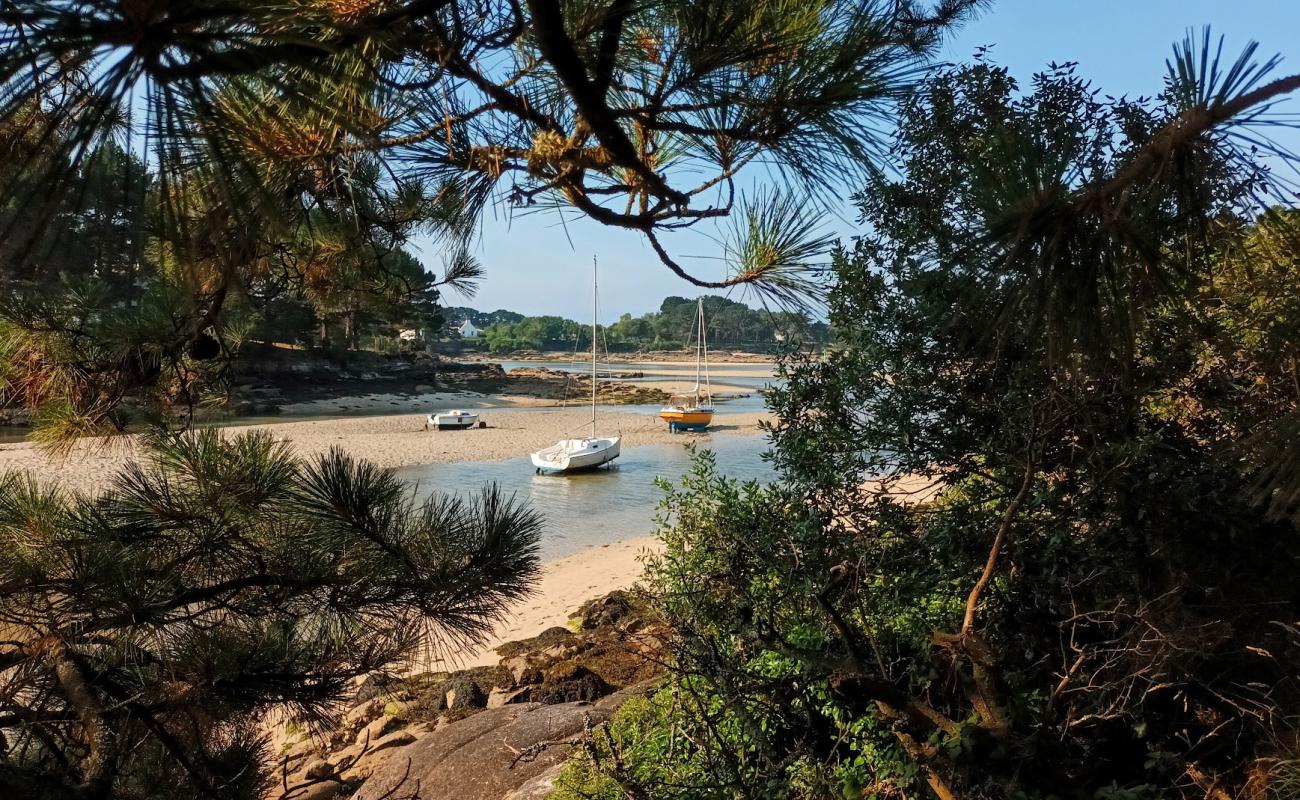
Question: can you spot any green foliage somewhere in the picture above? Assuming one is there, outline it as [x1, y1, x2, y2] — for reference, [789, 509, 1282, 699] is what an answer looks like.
[0, 137, 465, 439]
[549, 689, 719, 800]
[563, 45, 1300, 800]
[484, 315, 585, 352]
[477, 295, 827, 353]
[0, 429, 542, 799]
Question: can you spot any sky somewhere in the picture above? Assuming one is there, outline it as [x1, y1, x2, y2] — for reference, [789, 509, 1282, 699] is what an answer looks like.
[414, 0, 1300, 320]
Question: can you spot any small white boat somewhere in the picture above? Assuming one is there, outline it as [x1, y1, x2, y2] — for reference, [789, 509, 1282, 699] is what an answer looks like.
[530, 436, 621, 473]
[428, 410, 479, 430]
[530, 256, 621, 474]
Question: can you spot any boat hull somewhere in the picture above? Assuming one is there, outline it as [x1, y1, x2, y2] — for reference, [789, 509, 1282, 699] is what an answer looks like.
[429, 412, 479, 430]
[530, 437, 621, 473]
[659, 408, 714, 432]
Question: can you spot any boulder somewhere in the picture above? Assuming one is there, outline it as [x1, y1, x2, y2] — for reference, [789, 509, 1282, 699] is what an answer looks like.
[296, 779, 346, 800]
[444, 675, 487, 711]
[368, 729, 417, 753]
[533, 662, 612, 704]
[342, 699, 381, 731]
[354, 673, 400, 704]
[281, 736, 319, 767]
[575, 590, 636, 630]
[495, 626, 575, 659]
[304, 759, 336, 781]
[503, 763, 566, 800]
[502, 654, 535, 685]
[487, 686, 532, 708]
[355, 714, 404, 748]
[339, 741, 415, 785]
[353, 686, 648, 800]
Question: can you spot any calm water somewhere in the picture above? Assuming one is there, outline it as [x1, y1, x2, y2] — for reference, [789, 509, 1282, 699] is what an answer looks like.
[395, 433, 774, 560]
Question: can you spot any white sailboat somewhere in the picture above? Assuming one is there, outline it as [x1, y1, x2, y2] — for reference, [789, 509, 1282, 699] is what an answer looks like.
[530, 258, 621, 474]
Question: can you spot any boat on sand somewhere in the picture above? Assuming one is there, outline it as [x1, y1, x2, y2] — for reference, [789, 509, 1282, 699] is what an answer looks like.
[659, 297, 715, 432]
[428, 410, 479, 430]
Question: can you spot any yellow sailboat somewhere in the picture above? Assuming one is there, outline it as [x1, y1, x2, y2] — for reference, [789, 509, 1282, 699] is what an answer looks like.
[659, 298, 715, 432]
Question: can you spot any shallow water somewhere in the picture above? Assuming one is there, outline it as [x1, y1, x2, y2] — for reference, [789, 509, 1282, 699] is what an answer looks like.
[395, 433, 774, 560]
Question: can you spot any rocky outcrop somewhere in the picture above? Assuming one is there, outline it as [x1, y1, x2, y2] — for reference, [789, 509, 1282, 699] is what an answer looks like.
[496, 367, 669, 404]
[270, 590, 666, 800]
[353, 685, 649, 800]
[231, 348, 508, 414]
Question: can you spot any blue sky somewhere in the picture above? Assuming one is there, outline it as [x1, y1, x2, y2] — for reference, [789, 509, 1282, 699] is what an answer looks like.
[416, 0, 1300, 319]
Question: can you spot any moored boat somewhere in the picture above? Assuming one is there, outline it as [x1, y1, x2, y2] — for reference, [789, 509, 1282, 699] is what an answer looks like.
[530, 257, 621, 474]
[530, 436, 621, 473]
[428, 410, 479, 430]
[659, 297, 715, 432]
[659, 401, 714, 432]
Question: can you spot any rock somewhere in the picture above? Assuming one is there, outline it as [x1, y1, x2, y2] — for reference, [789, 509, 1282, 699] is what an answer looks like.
[495, 626, 575, 659]
[354, 674, 398, 704]
[444, 675, 487, 711]
[487, 686, 532, 708]
[502, 654, 534, 684]
[353, 686, 650, 800]
[339, 740, 416, 785]
[533, 662, 613, 704]
[504, 763, 566, 800]
[343, 699, 381, 731]
[518, 665, 544, 685]
[304, 759, 336, 781]
[541, 642, 578, 660]
[355, 714, 404, 748]
[575, 590, 636, 630]
[285, 737, 319, 761]
[367, 729, 417, 753]
[296, 779, 346, 800]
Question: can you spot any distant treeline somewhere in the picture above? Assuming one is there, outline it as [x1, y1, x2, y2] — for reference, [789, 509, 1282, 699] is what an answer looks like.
[448, 296, 829, 352]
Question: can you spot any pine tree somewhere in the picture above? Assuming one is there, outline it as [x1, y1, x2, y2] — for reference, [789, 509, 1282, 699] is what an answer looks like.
[0, 429, 542, 799]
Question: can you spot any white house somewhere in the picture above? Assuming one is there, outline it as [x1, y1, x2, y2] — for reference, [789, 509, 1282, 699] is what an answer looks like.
[457, 319, 482, 338]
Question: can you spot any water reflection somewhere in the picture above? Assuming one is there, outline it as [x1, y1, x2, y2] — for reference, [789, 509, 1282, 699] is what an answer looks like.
[396, 434, 773, 560]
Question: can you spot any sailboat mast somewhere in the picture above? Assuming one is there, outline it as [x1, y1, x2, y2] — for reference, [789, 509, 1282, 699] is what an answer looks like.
[591, 256, 598, 439]
[694, 298, 703, 406]
[701, 298, 712, 406]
